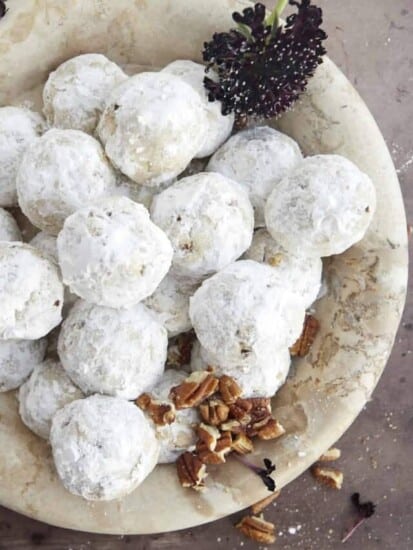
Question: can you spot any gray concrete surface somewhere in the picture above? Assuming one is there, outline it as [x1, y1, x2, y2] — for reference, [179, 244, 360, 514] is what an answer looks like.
[0, 0, 411, 548]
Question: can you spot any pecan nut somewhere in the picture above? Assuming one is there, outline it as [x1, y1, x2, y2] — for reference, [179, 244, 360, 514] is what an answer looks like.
[219, 375, 242, 404]
[319, 447, 341, 462]
[249, 398, 272, 422]
[257, 418, 286, 440]
[196, 431, 232, 464]
[232, 432, 254, 455]
[236, 515, 276, 544]
[220, 419, 244, 434]
[229, 398, 253, 424]
[135, 393, 176, 426]
[197, 423, 220, 451]
[176, 452, 207, 491]
[199, 399, 229, 426]
[311, 465, 343, 490]
[170, 371, 219, 409]
[290, 315, 320, 357]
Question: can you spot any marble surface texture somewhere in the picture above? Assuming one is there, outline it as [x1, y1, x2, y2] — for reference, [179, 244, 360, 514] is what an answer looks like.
[0, 0, 411, 548]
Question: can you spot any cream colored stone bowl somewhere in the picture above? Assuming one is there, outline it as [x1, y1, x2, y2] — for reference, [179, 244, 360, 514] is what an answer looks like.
[0, 0, 408, 535]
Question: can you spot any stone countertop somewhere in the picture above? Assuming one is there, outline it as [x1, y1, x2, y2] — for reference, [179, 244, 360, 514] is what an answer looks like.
[0, 0, 411, 548]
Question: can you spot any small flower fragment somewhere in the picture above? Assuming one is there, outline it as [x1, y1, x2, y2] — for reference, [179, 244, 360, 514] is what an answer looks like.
[234, 454, 277, 492]
[203, 0, 327, 119]
[341, 493, 376, 543]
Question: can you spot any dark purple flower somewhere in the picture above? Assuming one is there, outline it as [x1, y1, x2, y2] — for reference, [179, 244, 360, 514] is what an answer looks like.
[203, 1, 327, 119]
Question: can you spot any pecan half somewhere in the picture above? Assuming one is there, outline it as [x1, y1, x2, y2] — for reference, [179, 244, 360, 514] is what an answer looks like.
[257, 418, 286, 441]
[311, 465, 343, 490]
[199, 399, 229, 426]
[170, 371, 219, 409]
[135, 393, 176, 426]
[219, 375, 242, 404]
[290, 314, 320, 357]
[176, 452, 207, 491]
[236, 515, 276, 544]
[319, 447, 341, 462]
[197, 423, 220, 451]
[232, 432, 254, 454]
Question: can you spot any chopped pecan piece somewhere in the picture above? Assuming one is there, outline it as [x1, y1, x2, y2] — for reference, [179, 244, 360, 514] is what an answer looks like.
[249, 398, 272, 421]
[251, 491, 281, 515]
[311, 465, 343, 490]
[236, 515, 276, 544]
[170, 371, 219, 409]
[215, 430, 232, 454]
[219, 375, 242, 404]
[197, 431, 232, 464]
[239, 398, 273, 437]
[232, 432, 254, 454]
[199, 399, 230, 426]
[257, 418, 286, 441]
[319, 447, 341, 462]
[135, 393, 176, 426]
[220, 419, 244, 434]
[197, 423, 220, 451]
[290, 314, 320, 357]
[229, 398, 253, 424]
[177, 452, 207, 491]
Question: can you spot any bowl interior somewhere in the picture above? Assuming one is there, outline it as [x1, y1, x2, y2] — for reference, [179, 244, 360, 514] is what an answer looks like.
[0, 0, 408, 535]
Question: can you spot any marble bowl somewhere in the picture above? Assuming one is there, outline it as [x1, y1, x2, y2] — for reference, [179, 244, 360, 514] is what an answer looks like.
[0, 0, 408, 535]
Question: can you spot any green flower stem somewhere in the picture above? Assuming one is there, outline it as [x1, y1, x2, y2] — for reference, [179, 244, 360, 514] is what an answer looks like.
[275, 0, 289, 17]
[266, 0, 289, 28]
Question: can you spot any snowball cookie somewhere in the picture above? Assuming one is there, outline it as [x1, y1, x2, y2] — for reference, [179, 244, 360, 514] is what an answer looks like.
[0, 338, 47, 392]
[191, 343, 291, 398]
[0, 208, 21, 241]
[16, 129, 117, 235]
[43, 53, 127, 134]
[30, 232, 78, 315]
[50, 395, 159, 500]
[150, 370, 199, 463]
[30, 231, 58, 262]
[114, 172, 176, 211]
[162, 60, 234, 158]
[0, 243, 63, 339]
[265, 155, 377, 257]
[189, 260, 305, 369]
[144, 274, 197, 337]
[151, 172, 254, 279]
[18, 358, 84, 439]
[244, 229, 322, 308]
[207, 126, 302, 226]
[0, 106, 45, 207]
[57, 196, 172, 308]
[97, 71, 208, 186]
[58, 300, 167, 399]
